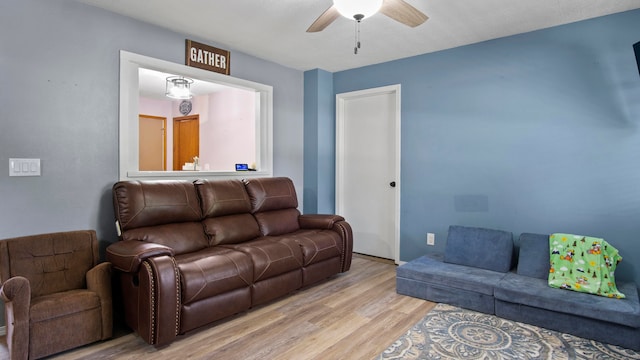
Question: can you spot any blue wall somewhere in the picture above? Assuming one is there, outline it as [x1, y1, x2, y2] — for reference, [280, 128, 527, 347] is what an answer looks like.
[303, 69, 336, 214]
[314, 10, 640, 283]
[0, 0, 304, 243]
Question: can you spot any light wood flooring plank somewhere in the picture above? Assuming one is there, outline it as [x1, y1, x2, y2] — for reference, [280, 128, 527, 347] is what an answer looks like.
[0, 255, 435, 360]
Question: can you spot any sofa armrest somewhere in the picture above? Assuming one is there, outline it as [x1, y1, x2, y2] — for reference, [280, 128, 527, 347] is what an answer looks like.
[333, 220, 354, 272]
[1, 276, 30, 360]
[300, 214, 353, 272]
[87, 262, 113, 339]
[123, 255, 179, 346]
[106, 241, 174, 273]
[299, 214, 345, 229]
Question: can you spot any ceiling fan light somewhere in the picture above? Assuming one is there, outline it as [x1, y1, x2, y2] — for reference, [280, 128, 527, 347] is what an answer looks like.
[333, 0, 383, 20]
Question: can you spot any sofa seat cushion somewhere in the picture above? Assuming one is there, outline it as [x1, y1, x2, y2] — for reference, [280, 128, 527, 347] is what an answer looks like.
[222, 237, 303, 282]
[29, 289, 104, 359]
[495, 272, 640, 328]
[287, 229, 342, 266]
[175, 247, 253, 305]
[30, 289, 101, 323]
[397, 254, 507, 296]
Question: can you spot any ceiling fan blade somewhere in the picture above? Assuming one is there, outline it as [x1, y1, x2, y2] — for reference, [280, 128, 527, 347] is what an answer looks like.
[380, 0, 428, 28]
[307, 5, 340, 32]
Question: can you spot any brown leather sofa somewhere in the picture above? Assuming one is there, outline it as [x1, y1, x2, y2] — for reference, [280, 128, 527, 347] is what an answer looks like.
[106, 177, 353, 346]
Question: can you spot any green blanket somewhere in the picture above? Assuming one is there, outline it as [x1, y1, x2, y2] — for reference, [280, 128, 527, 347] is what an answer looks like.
[548, 233, 625, 299]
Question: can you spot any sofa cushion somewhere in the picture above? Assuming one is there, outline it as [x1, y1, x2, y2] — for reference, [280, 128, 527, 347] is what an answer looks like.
[244, 177, 298, 213]
[175, 247, 253, 304]
[29, 289, 103, 359]
[30, 289, 101, 323]
[113, 180, 202, 231]
[122, 222, 208, 255]
[202, 214, 261, 245]
[444, 225, 513, 273]
[397, 254, 508, 296]
[494, 272, 640, 328]
[222, 237, 303, 282]
[1, 231, 97, 297]
[287, 229, 342, 266]
[196, 179, 252, 218]
[516, 233, 550, 279]
[253, 208, 301, 236]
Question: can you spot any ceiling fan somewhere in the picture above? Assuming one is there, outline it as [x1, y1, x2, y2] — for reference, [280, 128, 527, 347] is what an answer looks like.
[306, 0, 429, 33]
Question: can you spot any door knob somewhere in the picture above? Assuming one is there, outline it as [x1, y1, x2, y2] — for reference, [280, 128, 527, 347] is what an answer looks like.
[389, 181, 396, 188]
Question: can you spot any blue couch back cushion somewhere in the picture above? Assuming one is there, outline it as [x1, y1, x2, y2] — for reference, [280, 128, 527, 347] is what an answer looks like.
[444, 225, 514, 273]
[516, 233, 550, 279]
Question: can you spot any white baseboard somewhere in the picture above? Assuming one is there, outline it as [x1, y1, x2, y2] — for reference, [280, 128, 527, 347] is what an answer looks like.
[0, 326, 5, 336]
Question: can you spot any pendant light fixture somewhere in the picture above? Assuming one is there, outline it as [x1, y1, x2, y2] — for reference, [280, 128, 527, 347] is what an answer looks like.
[165, 76, 194, 100]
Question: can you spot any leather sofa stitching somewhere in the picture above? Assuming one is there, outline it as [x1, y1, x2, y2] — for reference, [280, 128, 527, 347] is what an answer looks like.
[142, 261, 156, 344]
[254, 246, 270, 280]
[171, 257, 180, 336]
[226, 253, 252, 286]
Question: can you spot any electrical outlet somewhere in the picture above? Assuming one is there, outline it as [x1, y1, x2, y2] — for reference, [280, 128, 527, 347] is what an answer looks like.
[427, 233, 435, 245]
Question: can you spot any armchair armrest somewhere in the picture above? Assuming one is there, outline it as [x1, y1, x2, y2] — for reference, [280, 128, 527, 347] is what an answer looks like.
[1, 276, 30, 360]
[106, 241, 174, 273]
[87, 262, 113, 339]
[0, 275, 30, 306]
[299, 214, 345, 229]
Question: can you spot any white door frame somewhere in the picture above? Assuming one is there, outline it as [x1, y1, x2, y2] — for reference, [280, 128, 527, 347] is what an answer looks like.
[335, 84, 401, 264]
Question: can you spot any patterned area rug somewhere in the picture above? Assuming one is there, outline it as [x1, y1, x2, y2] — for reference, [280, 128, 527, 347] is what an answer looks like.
[377, 303, 640, 359]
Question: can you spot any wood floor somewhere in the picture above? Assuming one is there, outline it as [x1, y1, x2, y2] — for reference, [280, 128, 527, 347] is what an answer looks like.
[1, 254, 435, 360]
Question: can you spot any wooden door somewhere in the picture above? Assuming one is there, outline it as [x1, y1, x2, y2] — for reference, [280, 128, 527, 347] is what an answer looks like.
[139, 115, 166, 171]
[173, 115, 200, 170]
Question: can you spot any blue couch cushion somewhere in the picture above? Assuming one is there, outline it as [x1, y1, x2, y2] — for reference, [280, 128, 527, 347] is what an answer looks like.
[494, 272, 640, 328]
[444, 225, 513, 273]
[516, 233, 550, 279]
[397, 254, 508, 296]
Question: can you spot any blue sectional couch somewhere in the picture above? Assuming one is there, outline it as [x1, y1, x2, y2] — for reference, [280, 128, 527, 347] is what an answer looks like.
[395, 226, 514, 314]
[396, 225, 640, 351]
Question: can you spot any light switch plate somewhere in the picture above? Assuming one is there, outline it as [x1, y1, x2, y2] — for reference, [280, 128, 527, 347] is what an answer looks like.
[427, 233, 435, 245]
[9, 158, 41, 176]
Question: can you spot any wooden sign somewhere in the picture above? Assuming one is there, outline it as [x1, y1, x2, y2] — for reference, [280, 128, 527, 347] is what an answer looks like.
[185, 39, 230, 75]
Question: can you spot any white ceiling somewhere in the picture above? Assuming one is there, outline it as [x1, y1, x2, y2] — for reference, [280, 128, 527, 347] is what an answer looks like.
[77, 0, 640, 72]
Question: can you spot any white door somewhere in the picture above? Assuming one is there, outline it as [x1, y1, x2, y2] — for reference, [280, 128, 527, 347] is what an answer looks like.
[336, 85, 400, 262]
